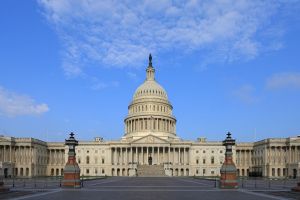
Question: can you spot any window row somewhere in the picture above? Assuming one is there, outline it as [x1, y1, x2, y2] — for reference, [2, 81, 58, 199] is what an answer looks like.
[129, 104, 171, 114]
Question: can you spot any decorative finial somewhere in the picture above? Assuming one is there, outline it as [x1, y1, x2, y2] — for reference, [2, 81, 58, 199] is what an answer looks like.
[149, 53, 152, 67]
[226, 132, 231, 139]
[70, 132, 75, 138]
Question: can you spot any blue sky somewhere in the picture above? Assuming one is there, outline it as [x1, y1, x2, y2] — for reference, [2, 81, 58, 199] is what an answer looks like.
[0, 0, 300, 142]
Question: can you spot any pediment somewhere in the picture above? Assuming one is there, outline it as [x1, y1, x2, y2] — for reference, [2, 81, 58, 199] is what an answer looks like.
[131, 134, 169, 144]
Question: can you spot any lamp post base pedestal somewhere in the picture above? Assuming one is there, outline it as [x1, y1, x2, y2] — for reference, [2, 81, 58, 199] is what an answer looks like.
[292, 182, 300, 192]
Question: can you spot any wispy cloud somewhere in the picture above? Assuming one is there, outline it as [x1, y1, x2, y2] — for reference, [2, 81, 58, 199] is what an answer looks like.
[38, 0, 295, 76]
[266, 72, 300, 90]
[233, 85, 259, 104]
[0, 86, 49, 117]
[90, 76, 119, 91]
[127, 72, 138, 81]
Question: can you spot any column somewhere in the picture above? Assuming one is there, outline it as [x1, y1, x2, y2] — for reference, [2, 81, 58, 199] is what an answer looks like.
[173, 148, 175, 164]
[168, 147, 170, 163]
[135, 147, 138, 164]
[178, 148, 181, 164]
[3, 145, 6, 162]
[121, 148, 123, 165]
[147, 147, 149, 164]
[110, 148, 113, 164]
[187, 148, 189, 164]
[183, 148, 185, 165]
[152, 146, 154, 164]
[10, 145, 12, 162]
[130, 147, 133, 163]
[289, 146, 291, 163]
[55, 149, 58, 164]
[126, 148, 128, 165]
[132, 120, 134, 132]
[163, 147, 165, 164]
[114, 147, 117, 165]
[158, 146, 160, 164]
[142, 147, 144, 164]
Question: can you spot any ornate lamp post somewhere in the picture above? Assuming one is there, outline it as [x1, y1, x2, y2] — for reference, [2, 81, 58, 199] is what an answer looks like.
[62, 132, 81, 188]
[220, 132, 238, 189]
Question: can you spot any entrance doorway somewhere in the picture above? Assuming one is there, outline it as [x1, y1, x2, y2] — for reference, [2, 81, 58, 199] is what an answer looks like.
[4, 168, 8, 178]
[293, 169, 297, 179]
[148, 156, 152, 165]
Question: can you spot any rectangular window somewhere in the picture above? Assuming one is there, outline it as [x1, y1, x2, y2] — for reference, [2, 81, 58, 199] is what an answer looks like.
[102, 158, 105, 164]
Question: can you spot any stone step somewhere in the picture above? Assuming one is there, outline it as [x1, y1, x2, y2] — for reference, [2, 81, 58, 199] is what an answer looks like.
[137, 164, 166, 177]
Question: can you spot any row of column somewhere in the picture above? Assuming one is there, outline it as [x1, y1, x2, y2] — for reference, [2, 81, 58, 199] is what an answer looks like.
[48, 149, 65, 165]
[0, 146, 66, 165]
[0, 145, 32, 164]
[236, 150, 252, 166]
[111, 146, 189, 165]
[266, 146, 300, 164]
[126, 118, 175, 134]
[0, 145, 12, 162]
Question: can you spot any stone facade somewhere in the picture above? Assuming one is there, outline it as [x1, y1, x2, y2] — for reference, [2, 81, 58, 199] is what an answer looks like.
[236, 137, 300, 178]
[0, 56, 299, 178]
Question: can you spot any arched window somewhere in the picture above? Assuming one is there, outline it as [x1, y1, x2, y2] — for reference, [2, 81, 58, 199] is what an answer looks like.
[86, 156, 90, 164]
[211, 157, 214, 164]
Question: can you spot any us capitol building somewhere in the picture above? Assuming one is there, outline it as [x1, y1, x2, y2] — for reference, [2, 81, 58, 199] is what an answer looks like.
[1, 55, 300, 178]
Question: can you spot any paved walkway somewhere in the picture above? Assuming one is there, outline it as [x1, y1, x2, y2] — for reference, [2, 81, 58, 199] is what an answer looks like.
[3, 177, 295, 200]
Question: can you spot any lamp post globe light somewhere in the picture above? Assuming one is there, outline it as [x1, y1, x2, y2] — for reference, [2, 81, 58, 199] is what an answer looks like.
[62, 132, 81, 188]
[220, 132, 238, 189]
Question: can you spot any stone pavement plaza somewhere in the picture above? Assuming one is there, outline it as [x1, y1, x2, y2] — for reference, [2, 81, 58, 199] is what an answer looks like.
[2, 177, 299, 200]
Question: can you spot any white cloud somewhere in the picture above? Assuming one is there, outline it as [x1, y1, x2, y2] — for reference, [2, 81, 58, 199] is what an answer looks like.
[0, 86, 49, 117]
[266, 72, 300, 90]
[233, 85, 259, 104]
[38, 0, 295, 76]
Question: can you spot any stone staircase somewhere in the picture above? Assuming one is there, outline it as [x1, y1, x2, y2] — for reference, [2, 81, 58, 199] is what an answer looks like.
[137, 164, 166, 177]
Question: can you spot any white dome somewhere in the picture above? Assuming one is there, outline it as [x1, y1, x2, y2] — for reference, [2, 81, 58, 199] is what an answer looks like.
[133, 80, 168, 101]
